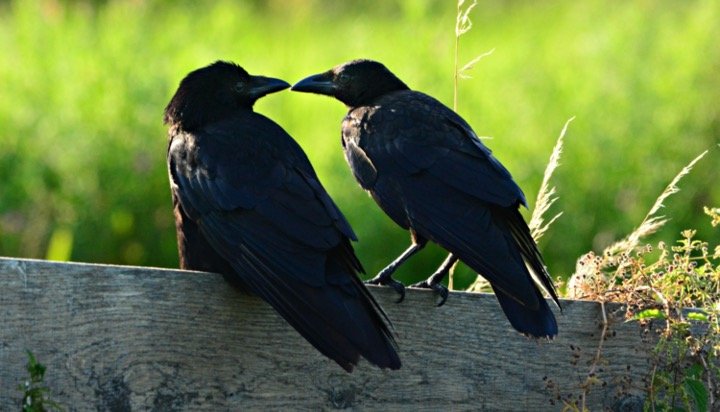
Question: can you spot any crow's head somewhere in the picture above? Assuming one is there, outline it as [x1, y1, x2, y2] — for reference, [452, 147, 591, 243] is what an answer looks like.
[164, 61, 289, 130]
[292, 59, 409, 107]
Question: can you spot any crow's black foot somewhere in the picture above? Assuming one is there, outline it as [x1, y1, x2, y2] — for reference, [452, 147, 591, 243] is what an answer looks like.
[366, 275, 406, 303]
[410, 280, 449, 307]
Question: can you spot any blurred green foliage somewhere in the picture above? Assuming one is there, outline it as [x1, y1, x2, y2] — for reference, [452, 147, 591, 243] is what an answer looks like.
[0, 0, 718, 289]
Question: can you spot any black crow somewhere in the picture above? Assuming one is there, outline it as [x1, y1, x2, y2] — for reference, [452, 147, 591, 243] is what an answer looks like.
[292, 59, 560, 338]
[164, 61, 400, 371]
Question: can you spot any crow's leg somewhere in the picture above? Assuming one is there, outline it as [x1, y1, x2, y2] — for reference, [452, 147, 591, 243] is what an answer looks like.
[410, 253, 458, 306]
[366, 233, 427, 303]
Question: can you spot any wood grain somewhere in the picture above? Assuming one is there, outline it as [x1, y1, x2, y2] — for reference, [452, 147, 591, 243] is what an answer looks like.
[0, 257, 652, 411]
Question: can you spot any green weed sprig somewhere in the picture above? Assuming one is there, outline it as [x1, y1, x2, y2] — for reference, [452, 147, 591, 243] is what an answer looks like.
[19, 351, 63, 412]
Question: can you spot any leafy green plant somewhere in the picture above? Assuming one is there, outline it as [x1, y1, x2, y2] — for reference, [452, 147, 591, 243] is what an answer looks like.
[19, 351, 63, 412]
[565, 152, 719, 411]
[638, 224, 719, 411]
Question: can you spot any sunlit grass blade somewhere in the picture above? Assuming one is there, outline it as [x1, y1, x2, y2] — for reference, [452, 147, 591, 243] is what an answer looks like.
[458, 48, 495, 79]
[529, 117, 573, 243]
[603, 150, 708, 259]
[455, 0, 478, 37]
[453, 0, 482, 111]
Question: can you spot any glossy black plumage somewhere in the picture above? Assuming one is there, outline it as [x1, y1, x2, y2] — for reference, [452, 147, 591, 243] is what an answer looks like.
[165, 61, 400, 371]
[292, 59, 561, 338]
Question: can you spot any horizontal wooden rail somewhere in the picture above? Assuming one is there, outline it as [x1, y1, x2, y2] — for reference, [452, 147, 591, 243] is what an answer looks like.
[0, 257, 651, 410]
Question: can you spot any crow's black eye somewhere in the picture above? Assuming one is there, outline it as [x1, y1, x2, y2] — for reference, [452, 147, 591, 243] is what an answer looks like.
[335, 72, 350, 85]
[234, 81, 246, 93]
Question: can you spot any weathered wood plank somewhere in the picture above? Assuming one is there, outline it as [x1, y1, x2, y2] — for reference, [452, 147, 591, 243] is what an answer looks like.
[0, 257, 651, 411]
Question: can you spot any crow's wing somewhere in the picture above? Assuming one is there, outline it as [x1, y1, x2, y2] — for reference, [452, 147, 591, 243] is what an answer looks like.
[343, 91, 526, 207]
[169, 113, 399, 370]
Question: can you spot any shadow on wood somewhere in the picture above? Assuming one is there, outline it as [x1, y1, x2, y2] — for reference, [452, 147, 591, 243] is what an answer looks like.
[0, 257, 652, 410]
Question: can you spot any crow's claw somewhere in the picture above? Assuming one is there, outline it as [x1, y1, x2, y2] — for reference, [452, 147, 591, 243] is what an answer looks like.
[410, 280, 449, 307]
[366, 276, 406, 303]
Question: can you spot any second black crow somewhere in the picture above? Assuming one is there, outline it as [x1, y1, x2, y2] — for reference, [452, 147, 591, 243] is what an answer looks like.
[292, 59, 560, 338]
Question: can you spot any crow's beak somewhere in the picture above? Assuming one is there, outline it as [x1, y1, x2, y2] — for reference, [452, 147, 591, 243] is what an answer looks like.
[248, 76, 291, 99]
[291, 72, 336, 96]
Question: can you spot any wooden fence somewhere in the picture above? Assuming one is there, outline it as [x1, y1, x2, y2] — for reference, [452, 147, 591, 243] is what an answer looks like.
[0, 257, 653, 411]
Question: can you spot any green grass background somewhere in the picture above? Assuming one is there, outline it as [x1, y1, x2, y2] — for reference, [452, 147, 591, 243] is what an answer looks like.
[0, 0, 718, 290]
